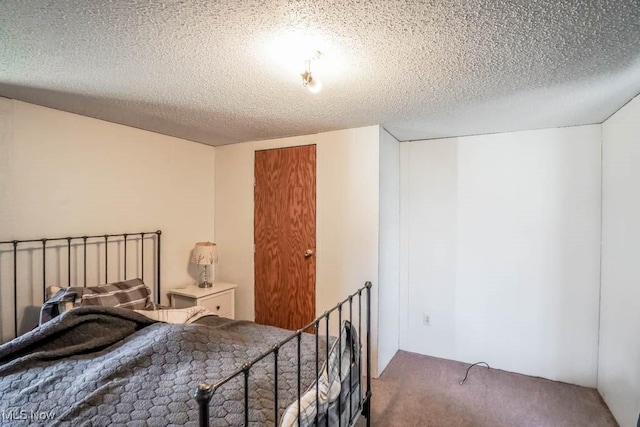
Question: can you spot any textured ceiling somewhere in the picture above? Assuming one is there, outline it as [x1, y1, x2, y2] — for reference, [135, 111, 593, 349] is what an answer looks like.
[0, 0, 638, 146]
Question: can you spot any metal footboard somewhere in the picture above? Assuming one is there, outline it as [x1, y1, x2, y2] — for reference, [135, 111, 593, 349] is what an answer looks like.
[195, 281, 373, 427]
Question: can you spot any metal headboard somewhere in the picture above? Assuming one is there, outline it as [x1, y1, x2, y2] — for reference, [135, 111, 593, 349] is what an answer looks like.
[0, 230, 161, 340]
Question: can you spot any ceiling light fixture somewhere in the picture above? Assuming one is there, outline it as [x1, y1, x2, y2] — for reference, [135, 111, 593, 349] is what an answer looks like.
[301, 51, 322, 94]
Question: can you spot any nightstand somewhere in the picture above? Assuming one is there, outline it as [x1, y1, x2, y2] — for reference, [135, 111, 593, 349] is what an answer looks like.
[168, 282, 238, 319]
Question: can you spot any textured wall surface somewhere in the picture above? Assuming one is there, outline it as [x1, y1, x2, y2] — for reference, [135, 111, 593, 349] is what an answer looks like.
[0, 0, 638, 145]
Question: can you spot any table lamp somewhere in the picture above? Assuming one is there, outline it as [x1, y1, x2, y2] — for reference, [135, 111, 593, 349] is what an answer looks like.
[191, 242, 218, 288]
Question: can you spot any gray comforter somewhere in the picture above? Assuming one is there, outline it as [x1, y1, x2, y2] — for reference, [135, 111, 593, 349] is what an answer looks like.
[0, 306, 333, 426]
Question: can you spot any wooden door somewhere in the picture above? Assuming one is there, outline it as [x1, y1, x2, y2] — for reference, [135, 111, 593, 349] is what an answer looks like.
[254, 145, 316, 331]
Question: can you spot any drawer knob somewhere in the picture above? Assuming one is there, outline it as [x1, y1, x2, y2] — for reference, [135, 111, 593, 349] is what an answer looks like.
[216, 305, 221, 311]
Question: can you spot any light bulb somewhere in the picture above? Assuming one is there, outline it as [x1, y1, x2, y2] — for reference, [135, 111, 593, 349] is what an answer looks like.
[306, 76, 322, 94]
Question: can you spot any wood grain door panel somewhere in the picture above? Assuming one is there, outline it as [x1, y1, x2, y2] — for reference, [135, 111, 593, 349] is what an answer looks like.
[254, 145, 316, 331]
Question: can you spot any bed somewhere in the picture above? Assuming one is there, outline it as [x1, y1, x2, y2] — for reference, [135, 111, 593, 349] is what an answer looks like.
[0, 230, 372, 426]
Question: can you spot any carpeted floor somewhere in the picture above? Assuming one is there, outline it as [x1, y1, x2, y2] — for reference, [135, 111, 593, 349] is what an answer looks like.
[363, 350, 618, 427]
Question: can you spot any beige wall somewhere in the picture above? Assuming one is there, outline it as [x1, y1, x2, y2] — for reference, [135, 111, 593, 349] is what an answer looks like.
[0, 98, 216, 340]
[214, 125, 382, 376]
[377, 127, 400, 375]
[599, 94, 640, 427]
[400, 125, 602, 387]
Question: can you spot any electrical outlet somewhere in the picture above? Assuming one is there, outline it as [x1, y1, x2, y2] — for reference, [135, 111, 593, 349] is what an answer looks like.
[423, 313, 431, 326]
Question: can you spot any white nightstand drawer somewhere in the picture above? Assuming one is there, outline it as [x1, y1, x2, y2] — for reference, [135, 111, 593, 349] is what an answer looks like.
[169, 282, 238, 320]
[200, 291, 233, 316]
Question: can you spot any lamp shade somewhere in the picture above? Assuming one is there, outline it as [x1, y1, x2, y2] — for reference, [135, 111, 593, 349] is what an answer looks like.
[191, 242, 218, 265]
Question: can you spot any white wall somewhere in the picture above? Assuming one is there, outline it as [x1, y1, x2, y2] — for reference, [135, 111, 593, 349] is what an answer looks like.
[400, 125, 602, 386]
[599, 95, 640, 427]
[0, 99, 215, 340]
[377, 128, 400, 375]
[214, 125, 382, 376]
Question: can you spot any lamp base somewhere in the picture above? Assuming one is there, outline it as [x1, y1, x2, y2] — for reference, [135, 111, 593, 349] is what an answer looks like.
[198, 281, 213, 288]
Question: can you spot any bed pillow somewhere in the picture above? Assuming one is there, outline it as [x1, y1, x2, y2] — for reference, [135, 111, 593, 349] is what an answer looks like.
[78, 278, 154, 310]
[40, 278, 154, 325]
[280, 321, 361, 427]
[134, 306, 213, 324]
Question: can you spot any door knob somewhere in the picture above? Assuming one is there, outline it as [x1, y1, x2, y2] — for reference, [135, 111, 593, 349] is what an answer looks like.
[304, 249, 314, 257]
